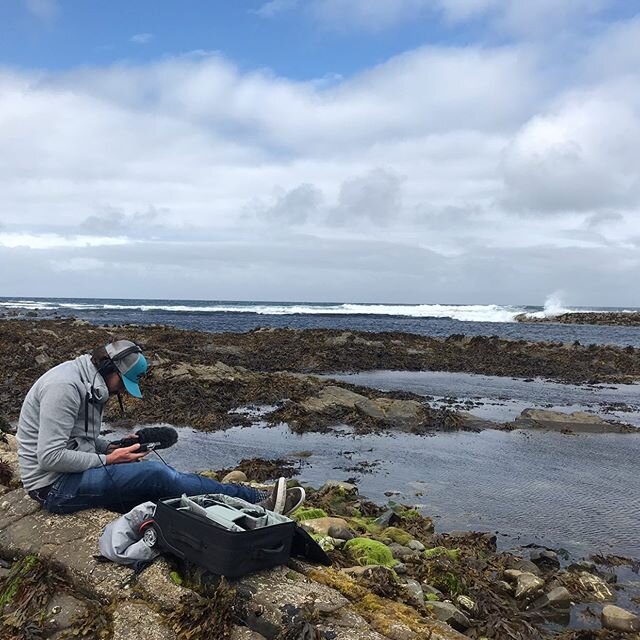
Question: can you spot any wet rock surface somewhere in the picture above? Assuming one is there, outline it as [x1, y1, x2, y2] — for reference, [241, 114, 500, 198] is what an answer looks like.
[517, 311, 640, 327]
[2, 319, 639, 438]
[0, 437, 638, 639]
[512, 409, 634, 433]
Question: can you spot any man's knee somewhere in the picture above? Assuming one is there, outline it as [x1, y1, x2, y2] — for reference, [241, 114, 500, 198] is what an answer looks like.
[142, 461, 178, 486]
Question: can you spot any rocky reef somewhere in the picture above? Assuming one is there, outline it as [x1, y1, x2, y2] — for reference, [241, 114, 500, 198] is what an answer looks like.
[0, 437, 638, 639]
[516, 312, 640, 327]
[1, 319, 639, 437]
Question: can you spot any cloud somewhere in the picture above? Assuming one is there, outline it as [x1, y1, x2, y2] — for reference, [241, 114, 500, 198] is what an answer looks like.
[256, 0, 619, 36]
[331, 168, 403, 225]
[255, 0, 299, 18]
[81, 205, 167, 237]
[502, 92, 640, 213]
[130, 33, 154, 45]
[0, 12, 639, 303]
[24, 0, 58, 21]
[261, 184, 324, 224]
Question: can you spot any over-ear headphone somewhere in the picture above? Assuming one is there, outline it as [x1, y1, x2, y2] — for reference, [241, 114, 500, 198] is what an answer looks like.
[109, 344, 143, 364]
[85, 343, 144, 434]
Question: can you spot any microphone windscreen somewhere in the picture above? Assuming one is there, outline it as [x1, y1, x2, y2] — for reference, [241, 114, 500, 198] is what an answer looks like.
[135, 426, 179, 450]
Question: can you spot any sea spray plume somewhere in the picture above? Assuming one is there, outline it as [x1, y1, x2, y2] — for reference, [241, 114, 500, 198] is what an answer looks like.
[524, 292, 572, 319]
[542, 291, 570, 317]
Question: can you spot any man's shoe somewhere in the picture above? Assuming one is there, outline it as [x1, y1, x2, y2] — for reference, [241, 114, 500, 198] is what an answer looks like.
[258, 477, 286, 514]
[282, 486, 305, 516]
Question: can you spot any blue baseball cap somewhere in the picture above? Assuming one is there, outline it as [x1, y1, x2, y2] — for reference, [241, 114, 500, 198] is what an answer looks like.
[105, 340, 148, 398]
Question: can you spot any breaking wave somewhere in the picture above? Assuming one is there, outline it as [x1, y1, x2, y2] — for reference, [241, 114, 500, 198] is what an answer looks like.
[0, 297, 612, 323]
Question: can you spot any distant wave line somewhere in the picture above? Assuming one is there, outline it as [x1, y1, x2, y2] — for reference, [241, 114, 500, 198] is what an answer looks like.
[0, 299, 611, 323]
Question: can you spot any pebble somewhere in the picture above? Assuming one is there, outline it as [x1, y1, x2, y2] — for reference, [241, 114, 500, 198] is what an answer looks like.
[456, 595, 477, 614]
[407, 539, 425, 552]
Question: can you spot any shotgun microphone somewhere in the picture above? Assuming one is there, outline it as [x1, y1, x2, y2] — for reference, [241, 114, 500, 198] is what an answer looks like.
[111, 426, 179, 452]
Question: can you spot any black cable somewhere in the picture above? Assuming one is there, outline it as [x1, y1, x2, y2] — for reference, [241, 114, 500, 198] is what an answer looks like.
[150, 448, 169, 467]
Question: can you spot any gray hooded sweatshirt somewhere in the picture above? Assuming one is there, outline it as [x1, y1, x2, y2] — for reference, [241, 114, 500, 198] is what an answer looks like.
[17, 354, 112, 491]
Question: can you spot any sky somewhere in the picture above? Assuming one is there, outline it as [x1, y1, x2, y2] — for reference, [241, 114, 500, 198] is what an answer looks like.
[0, 0, 639, 305]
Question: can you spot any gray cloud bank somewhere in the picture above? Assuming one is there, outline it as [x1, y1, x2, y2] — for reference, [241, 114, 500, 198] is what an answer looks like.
[1, 7, 639, 304]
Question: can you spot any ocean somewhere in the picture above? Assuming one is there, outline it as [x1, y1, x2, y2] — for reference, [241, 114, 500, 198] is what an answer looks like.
[5, 295, 640, 559]
[2, 296, 640, 346]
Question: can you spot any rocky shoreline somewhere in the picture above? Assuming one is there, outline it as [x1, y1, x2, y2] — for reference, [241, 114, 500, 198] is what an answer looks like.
[1, 319, 638, 435]
[516, 312, 640, 328]
[0, 436, 638, 639]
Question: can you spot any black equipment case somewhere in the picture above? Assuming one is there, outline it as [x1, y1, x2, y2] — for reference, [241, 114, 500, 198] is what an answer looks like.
[146, 494, 298, 578]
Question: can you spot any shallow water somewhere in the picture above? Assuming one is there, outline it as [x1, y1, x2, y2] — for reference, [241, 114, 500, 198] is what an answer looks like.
[331, 370, 640, 427]
[124, 422, 640, 560]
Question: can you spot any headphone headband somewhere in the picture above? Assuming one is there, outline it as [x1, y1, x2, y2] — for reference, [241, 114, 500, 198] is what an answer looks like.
[109, 344, 142, 363]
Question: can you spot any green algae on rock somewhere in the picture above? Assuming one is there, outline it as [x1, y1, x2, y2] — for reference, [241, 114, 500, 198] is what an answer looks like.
[344, 538, 395, 568]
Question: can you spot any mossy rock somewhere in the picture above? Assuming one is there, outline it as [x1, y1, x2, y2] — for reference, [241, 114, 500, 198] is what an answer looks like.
[197, 470, 218, 480]
[344, 538, 395, 568]
[292, 507, 328, 522]
[423, 546, 460, 562]
[347, 516, 381, 534]
[382, 527, 413, 546]
[399, 508, 421, 520]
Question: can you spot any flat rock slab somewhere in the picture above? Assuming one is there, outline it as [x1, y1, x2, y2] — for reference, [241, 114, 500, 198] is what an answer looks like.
[0, 502, 130, 600]
[0, 489, 41, 530]
[513, 409, 632, 433]
[112, 602, 177, 640]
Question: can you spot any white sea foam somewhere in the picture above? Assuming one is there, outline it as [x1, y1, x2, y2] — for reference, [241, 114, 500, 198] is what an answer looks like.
[0, 298, 595, 322]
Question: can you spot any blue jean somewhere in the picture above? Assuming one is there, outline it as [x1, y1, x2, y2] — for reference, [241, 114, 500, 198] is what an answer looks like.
[44, 461, 266, 514]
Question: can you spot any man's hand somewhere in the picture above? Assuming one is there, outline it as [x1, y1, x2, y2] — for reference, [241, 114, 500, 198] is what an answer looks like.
[106, 433, 139, 454]
[105, 443, 148, 465]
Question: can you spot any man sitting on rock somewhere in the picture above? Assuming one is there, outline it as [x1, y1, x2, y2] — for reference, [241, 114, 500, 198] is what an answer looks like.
[17, 339, 304, 515]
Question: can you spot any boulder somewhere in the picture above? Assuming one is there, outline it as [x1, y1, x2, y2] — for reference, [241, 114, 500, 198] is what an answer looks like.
[373, 508, 401, 528]
[532, 587, 572, 610]
[301, 387, 384, 419]
[529, 549, 560, 570]
[403, 579, 424, 606]
[513, 559, 541, 575]
[513, 409, 629, 433]
[503, 569, 523, 582]
[223, 470, 248, 483]
[320, 480, 359, 495]
[422, 584, 444, 600]
[328, 525, 356, 541]
[388, 543, 419, 560]
[407, 539, 425, 552]
[301, 517, 351, 537]
[601, 605, 640, 632]
[426, 602, 471, 631]
[515, 573, 545, 599]
[343, 538, 395, 567]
